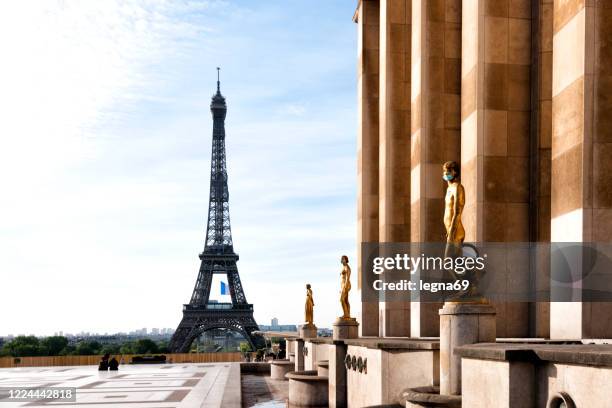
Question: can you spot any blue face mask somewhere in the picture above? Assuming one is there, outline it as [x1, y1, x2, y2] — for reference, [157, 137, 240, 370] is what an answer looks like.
[443, 174, 453, 181]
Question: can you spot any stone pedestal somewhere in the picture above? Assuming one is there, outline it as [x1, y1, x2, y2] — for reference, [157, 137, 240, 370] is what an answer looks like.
[439, 302, 496, 395]
[287, 370, 329, 407]
[270, 359, 294, 380]
[299, 323, 318, 339]
[333, 318, 359, 340]
[403, 386, 461, 408]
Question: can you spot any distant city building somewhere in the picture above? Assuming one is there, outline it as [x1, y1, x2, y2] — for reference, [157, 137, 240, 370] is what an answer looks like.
[271, 317, 279, 328]
[317, 328, 332, 337]
[258, 322, 297, 332]
[2, 327, 178, 341]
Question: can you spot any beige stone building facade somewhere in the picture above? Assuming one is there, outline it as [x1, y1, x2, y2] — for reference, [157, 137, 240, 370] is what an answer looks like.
[356, 0, 612, 341]
[282, 3, 612, 407]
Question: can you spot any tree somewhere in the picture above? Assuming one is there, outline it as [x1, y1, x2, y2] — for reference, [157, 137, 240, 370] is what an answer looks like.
[59, 345, 76, 356]
[100, 344, 120, 355]
[1, 336, 41, 357]
[41, 336, 68, 356]
[75, 340, 101, 356]
[119, 342, 135, 355]
[239, 342, 251, 353]
[133, 339, 159, 354]
[157, 340, 170, 353]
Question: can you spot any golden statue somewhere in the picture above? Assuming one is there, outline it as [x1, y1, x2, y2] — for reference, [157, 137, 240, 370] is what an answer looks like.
[443, 161, 465, 258]
[305, 284, 314, 325]
[442, 161, 486, 301]
[339, 255, 352, 319]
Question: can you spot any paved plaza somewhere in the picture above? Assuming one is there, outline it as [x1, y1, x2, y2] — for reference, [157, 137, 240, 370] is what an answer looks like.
[0, 363, 239, 407]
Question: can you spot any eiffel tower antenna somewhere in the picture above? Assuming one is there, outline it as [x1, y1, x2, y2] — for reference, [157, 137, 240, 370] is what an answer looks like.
[169, 71, 262, 352]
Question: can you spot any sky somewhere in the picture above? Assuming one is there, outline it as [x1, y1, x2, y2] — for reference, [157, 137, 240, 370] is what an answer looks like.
[0, 0, 358, 336]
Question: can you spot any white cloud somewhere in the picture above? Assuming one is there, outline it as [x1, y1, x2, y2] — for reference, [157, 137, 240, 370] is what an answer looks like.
[0, 0, 216, 178]
[0, 0, 358, 336]
[0, 0, 217, 334]
[277, 103, 307, 116]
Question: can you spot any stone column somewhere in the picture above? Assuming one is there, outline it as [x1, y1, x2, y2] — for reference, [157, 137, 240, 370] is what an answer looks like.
[356, 0, 381, 337]
[378, 0, 412, 338]
[549, 0, 612, 339]
[409, 0, 462, 338]
[461, 0, 532, 338]
[535, 0, 553, 245]
[439, 302, 496, 395]
[295, 339, 305, 371]
[328, 341, 348, 408]
[530, 0, 553, 338]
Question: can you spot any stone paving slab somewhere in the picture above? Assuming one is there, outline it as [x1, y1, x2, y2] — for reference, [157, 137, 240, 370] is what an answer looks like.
[0, 363, 237, 407]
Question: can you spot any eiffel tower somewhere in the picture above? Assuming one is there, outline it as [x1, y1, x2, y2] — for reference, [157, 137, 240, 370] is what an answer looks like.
[169, 69, 263, 352]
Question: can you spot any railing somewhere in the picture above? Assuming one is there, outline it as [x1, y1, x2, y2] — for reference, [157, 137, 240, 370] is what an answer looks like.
[0, 352, 248, 368]
[183, 303, 253, 311]
[206, 303, 234, 309]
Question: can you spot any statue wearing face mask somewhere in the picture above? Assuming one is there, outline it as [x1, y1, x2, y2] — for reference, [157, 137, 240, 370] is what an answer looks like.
[443, 161, 465, 258]
[441, 162, 487, 301]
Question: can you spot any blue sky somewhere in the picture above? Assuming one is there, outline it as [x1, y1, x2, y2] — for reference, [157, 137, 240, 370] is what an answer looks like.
[0, 0, 358, 335]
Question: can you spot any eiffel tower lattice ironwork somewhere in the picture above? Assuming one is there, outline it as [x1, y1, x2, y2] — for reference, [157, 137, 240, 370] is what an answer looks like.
[169, 69, 263, 352]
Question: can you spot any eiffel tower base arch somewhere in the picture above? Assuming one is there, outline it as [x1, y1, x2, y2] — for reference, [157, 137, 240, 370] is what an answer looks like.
[169, 305, 264, 353]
